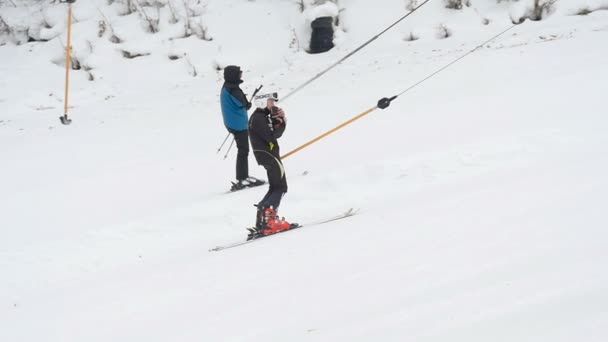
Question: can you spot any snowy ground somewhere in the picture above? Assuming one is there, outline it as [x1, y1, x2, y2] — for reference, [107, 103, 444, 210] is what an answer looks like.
[1, 0, 608, 341]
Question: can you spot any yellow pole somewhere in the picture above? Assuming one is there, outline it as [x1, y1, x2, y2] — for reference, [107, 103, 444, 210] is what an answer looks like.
[281, 106, 378, 160]
[61, 3, 73, 124]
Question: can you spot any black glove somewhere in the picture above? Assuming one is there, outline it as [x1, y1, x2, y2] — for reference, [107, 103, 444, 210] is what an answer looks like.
[270, 107, 285, 125]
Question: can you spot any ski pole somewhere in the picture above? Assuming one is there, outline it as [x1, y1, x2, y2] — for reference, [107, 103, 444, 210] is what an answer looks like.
[223, 136, 235, 160]
[250, 85, 263, 101]
[59, 0, 76, 125]
[216, 132, 230, 154]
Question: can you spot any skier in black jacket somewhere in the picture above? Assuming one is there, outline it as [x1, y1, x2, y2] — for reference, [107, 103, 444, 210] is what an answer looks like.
[248, 92, 293, 234]
[220, 65, 264, 191]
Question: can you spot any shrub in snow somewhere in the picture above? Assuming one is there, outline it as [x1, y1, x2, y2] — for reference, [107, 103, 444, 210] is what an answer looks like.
[97, 9, 123, 43]
[138, 0, 165, 7]
[134, 3, 160, 33]
[182, 0, 208, 17]
[115, 0, 138, 16]
[509, 0, 558, 23]
[166, 0, 179, 24]
[405, 0, 418, 11]
[529, 0, 558, 20]
[98, 20, 106, 37]
[576, 8, 593, 15]
[445, 0, 471, 10]
[121, 50, 151, 59]
[190, 18, 212, 40]
[289, 28, 300, 50]
[211, 60, 222, 71]
[0, 16, 9, 45]
[403, 31, 419, 41]
[169, 0, 211, 40]
[183, 53, 197, 77]
[436, 24, 452, 39]
[573, 4, 608, 16]
[576, 7, 593, 15]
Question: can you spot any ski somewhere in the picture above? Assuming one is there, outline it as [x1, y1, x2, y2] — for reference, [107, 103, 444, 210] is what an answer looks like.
[209, 208, 359, 252]
[228, 179, 266, 193]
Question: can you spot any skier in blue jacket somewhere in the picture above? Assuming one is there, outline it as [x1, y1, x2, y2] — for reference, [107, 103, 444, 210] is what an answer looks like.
[220, 65, 264, 191]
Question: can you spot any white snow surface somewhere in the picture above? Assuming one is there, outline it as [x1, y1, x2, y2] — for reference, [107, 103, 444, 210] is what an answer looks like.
[1, 0, 608, 341]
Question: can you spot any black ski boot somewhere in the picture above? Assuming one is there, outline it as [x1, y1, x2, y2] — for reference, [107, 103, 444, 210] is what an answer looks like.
[246, 205, 266, 240]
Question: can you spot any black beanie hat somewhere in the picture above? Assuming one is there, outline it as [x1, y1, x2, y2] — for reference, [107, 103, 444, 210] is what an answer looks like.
[223, 65, 242, 84]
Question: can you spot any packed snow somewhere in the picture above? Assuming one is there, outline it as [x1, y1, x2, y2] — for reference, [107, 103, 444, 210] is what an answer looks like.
[1, 0, 607, 340]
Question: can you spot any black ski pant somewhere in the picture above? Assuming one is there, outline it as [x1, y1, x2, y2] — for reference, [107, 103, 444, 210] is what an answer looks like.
[228, 128, 249, 181]
[255, 151, 288, 210]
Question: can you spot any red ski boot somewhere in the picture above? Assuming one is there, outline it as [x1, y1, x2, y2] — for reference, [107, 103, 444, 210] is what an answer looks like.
[262, 207, 292, 236]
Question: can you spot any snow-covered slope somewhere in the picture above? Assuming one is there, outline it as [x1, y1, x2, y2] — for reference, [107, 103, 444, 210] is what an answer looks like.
[1, 0, 607, 341]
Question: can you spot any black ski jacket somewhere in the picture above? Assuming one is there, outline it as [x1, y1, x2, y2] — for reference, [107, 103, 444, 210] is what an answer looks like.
[248, 107, 286, 162]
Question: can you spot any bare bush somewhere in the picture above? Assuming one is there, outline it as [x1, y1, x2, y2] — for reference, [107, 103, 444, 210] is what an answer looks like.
[576, 8, 592, 16]
[189, 16, 212, 40]
[182, 0, 206, 17]
[183, 53, 198, 77]
[445, 0, 470, 10]
[0, 15, 9, 34]
[71, 57, 81, 70]
[118, 0, 138, 16]
[511, 0, 558, 23]
[289, 28, 300, 50]
[529, 0, 557, 20]
[166, 0, 179, 24]
[403, 31, 419, 41]
[211, 60, 223, 76]
[405, 0, 418, 11]
[0, 16, 10, 45]
[132, 0, 160, 33]
[81, 62, 95, 81]
[437, 24, 452, 39]
[98, 20, 107, 37]
[97, 8, 123, 43]
[178, 0, 212, 40]
[121, 50, 151, 58]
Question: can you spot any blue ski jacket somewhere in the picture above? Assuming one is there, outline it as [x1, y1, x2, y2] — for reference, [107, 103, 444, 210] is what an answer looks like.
[220, 66, 250, 131]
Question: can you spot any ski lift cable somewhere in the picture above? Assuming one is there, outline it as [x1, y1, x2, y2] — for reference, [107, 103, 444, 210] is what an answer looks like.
[281, 24, 517, 160]
[394, 24, 516, 99]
